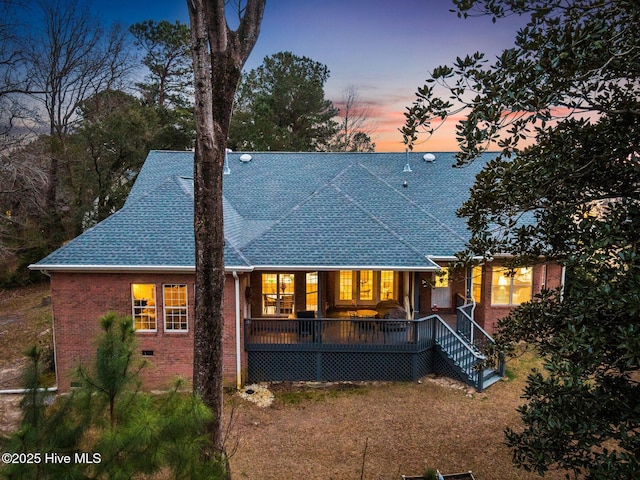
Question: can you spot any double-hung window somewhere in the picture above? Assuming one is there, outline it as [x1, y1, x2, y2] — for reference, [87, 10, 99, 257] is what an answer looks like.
[131, 284, 156, 331]
[163, 284, 188, 332]
[491, 267, 532, 305]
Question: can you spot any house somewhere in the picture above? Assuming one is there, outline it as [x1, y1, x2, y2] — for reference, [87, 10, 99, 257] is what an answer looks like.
[31, 150, 563, 392]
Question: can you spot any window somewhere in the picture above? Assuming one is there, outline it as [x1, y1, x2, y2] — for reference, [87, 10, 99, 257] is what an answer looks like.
[338, 271, 353, 301]
[359, 270, 373, 300]
[491, 267, 532, 305]
[262, 273, 295, 316]
[434, 270, 449, 288]
[163, 284, 188, 332]
[132, 284, 156, 331]
[337, 271, 395, 305]
[306, 272, 318, 312]
[380, 271, 395, 300]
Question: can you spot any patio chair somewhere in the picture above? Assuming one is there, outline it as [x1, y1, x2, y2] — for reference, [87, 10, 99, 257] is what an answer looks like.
[297, 310, 316, 340]
[349, 311, 376, 341]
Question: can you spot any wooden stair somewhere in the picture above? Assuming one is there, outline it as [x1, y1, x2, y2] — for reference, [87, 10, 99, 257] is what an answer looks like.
[434, 319, 503, 392]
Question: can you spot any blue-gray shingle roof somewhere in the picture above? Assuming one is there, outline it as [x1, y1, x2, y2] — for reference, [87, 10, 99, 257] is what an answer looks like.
[32, 150, 490, 272]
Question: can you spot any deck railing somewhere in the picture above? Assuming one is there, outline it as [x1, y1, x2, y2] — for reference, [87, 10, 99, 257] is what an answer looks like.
[244, 316, 437, 351]
[244, 314, 503, 388]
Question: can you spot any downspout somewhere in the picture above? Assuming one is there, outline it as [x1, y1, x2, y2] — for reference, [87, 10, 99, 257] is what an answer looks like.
[468, 266, 477, 318]
[232, 271, 242, 389]
[403, 271, 412, 319]
[560, 265, 566, 302]
[0, 387, 58, 395]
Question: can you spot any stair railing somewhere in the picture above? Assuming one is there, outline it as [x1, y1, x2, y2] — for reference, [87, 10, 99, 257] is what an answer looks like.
[434, 315, 486, 387]
[455, 300, 505, 376]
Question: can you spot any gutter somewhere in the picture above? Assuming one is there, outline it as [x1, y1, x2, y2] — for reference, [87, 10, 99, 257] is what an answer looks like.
[27, 264, 253, 274]
[248, 263, 440, 272]
[232, 271, 242, 389]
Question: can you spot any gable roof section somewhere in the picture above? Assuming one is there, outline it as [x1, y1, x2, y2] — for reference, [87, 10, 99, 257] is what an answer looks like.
[32, 150, 490, 272]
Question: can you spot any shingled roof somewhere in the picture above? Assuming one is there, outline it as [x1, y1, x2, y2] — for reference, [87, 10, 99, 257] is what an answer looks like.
[32, 150, 490, 272]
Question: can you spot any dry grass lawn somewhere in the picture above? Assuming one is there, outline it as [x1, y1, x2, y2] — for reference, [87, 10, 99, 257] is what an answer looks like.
[0, 284, 568, 479]
[226, 356, 566, 480]
[0, 285, 53, 389]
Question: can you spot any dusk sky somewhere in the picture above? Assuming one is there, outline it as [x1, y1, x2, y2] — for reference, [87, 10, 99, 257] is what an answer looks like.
[94, 0, 525, 151]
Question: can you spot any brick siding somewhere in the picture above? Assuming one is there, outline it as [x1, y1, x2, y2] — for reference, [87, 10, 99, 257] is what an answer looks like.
[50, 272, 243, 392]
[475, 262, 564, 335]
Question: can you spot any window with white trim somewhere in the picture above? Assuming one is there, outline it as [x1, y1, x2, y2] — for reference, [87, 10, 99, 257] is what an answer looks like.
[163, 284, 188, 332]
[491, 267, 532, 305]
[132, 284, 156, 331]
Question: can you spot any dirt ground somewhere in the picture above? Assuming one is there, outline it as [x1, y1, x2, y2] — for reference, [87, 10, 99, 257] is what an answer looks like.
[226, 360, 566, 480]
[0, 284, 567, 479]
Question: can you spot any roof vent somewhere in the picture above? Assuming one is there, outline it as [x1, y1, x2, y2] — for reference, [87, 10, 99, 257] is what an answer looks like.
[423, 153, 436, 162]
[403, 149, 412, 173]
[223, 149, 231, 175]
[239, 153, 252, 163]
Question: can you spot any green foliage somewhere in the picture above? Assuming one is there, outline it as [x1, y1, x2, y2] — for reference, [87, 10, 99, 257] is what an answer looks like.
[404, 1, 639, 478]
[228, 51, 339, 151]
[2, 313, 225, 480]
[129, 19, 193, 109]
[424, 467, 438, 480]
[68, 89, 194, 232]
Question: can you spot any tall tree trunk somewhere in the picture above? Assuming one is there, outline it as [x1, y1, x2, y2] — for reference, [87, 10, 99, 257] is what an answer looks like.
[187, 0, 265, 461]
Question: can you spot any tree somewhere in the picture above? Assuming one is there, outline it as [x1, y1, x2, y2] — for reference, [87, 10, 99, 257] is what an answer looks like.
[228, 51, 339, 151]
[0, 138, 49, 284]
[187, 0, 265, 468]
[24, 0, 133, 248]
[69, 90, 156, 232]
[330, 85, 376, 152]
[3, 313, 224, 479]
[403, 1, 639, 478]
[69, 89, 194, 233]
[129, 19, 193, 109]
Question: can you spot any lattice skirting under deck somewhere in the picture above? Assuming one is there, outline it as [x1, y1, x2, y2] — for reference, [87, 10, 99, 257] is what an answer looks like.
[247, 349, 434, 383]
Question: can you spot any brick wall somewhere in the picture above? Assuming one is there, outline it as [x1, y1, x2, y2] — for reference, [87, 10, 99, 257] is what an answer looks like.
[476, 262, 564, 335]
[50, 272, 243, 392]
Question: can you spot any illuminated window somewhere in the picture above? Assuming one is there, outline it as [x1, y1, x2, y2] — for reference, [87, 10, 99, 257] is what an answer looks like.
[262, 273, 295, 316]
[163, 284, 188, 332]
[132, 284, 156, 331]
[472, 266, 482, 303]
[306, 272, 318, 312]
[380, 271, 395, 300]
[434, 270, 449, 288]
[339, 271, 353, 301]
[337, 271, 396, 305]
[491, 267, 532, 305]
[359, 270, 373, 300]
